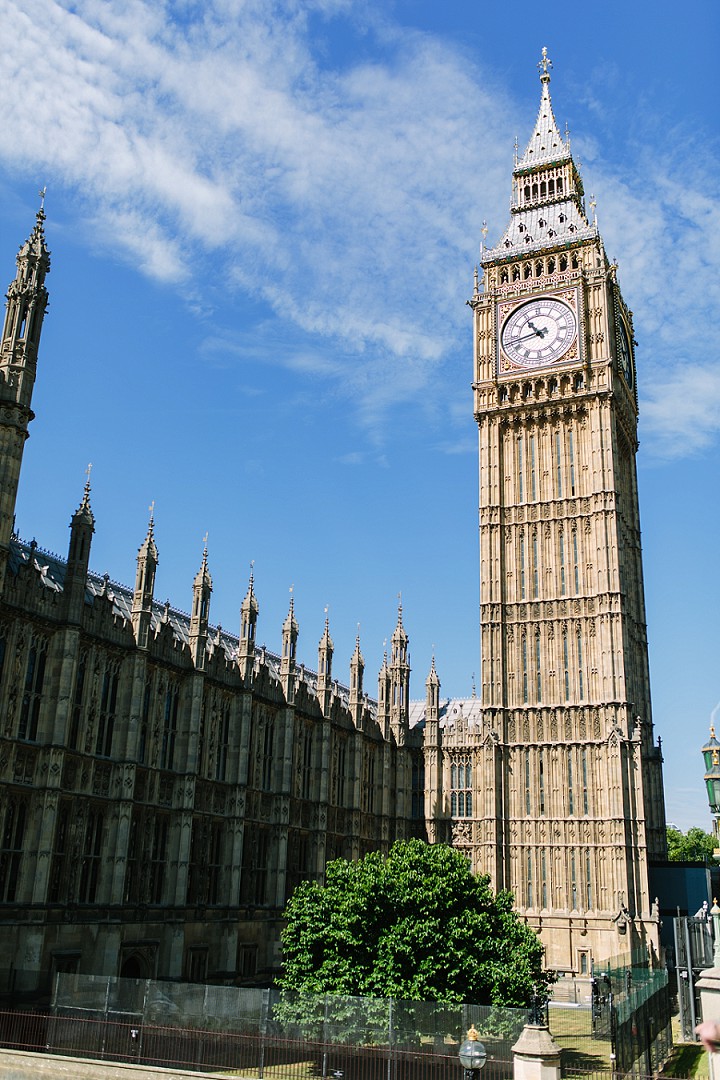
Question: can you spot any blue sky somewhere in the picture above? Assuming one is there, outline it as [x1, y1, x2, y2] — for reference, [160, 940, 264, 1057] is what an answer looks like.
[0, 0, 718, 833]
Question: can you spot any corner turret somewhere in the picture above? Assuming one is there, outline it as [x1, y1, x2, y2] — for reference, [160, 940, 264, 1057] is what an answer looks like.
[238, 564, 259, 680]
[349, 630, 364, 721]
[0, 196, 51, 592]
[189, 538, 212, 669]
[317, 609, 334, 716]
[65, 465, 95, 623]
[281, 590, 299, 700]
[132, 503, 158, 648]
[389, 599, 410, 745]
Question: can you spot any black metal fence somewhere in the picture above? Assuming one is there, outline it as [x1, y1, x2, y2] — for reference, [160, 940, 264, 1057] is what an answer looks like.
[0, 971, 674, 1080]
[0, 1006, 516, 1080]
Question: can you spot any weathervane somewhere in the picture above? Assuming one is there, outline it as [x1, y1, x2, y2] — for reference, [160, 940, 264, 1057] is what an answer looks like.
[538, 47, 552, 79]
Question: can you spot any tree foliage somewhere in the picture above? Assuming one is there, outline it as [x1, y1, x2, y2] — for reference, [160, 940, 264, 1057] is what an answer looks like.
[279, 840, 554, 1008]
[666, 825, 716, 863]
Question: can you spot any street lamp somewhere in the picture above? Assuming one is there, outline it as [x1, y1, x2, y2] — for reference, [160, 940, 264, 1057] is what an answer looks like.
[702, 727, 720, 860]
[458, 1025, 487, 1080]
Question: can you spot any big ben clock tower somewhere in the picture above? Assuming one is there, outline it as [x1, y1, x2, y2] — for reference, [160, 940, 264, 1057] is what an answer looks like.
[469, 50, 666, 969]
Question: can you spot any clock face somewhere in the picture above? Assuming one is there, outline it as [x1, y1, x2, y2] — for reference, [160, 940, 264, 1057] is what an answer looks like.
[500, 297, 577, 369]
[617, 319, 633, 389]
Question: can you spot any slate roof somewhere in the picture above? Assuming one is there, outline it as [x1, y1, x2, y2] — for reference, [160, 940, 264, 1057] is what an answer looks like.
[484, 199, 597, 263]
[8, 535, 478, 731]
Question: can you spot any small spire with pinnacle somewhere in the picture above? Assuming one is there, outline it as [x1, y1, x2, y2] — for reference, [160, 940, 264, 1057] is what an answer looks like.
[73, 462, 95, 526]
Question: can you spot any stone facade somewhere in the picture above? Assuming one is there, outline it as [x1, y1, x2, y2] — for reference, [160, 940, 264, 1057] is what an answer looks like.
[435, 51, 666, 970]
[0, 55, 666, 994]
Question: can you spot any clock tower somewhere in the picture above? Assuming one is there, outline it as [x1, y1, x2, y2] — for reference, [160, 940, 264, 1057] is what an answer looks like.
[469, 50, 666, 969]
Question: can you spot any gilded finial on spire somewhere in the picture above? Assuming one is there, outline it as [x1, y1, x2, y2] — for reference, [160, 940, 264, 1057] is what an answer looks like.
[538, 46, 552, 82]
[38, 186, 47, 211]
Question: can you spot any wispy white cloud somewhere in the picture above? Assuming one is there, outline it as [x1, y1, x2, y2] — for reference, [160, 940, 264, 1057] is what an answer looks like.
[641, 363, 720, 457]
[0, 0, 717, 455]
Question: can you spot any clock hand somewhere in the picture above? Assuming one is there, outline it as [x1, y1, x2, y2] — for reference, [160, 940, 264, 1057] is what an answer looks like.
[527, 321, 548, 338]
[513, 329, 548, 344]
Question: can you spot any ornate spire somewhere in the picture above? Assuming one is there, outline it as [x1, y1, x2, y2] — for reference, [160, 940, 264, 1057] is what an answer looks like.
[319, 606, 334, 651]
[517, 47, 569, 169]
[73, 462, 95, 527]
[425, 653, 440, 689]
[193, 532, 212, 590]
[283, 588, 299, 635]
[391, 594, 408, 644]
[241, 561, 259, 617]
[138, 500, 158, 561]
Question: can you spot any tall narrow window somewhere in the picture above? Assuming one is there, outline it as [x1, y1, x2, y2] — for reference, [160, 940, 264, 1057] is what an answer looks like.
[530, 434, 537, 500]
[518, 436, 524, 502]
[577, 629, 584, 699]
[555, 431, 563, 498]
[48, 802, 71, 903]
[520, 535, 526, 600]
[0, 799, 27, 902]
[95, 664, 119, 757]
[208, 823, 223, 904]
[532, 532, 539, 598]
[78, 810, 103, 903]
[262, 722, 274, 791]
[19, 636, 47, 740]
[541, 850, 548, 908]
[337, 740, 347, 806]
[139, 679, 151, 764]
[586, 850, 593, 909]
[535, 632, 542, 702]
[571, 851, 578, 909]
[539, 749, 545, 815]
[410, 752, 424, 819]
[160, 685, 179, 770]
[68, 654, 87, 750]
[149, 817, 168, 904]
[525, 751, 531, 815]
[301, 726, 313, 800]
[569, 430, 576, 496]
[563, 631, 570, 701]
[559, 531, 566, 596]
[567, 755, 575, 815]
[451, 758, 473, 817]
[522, 635, 528, 703]
[526, 850, 533, 908]
[573, 530, 580, 594]
[582, 749, 589, 815]
[215, 701, 230, 781]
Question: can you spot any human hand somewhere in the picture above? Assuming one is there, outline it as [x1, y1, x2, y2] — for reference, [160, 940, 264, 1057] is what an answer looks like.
[696, 1021, 720, 1053]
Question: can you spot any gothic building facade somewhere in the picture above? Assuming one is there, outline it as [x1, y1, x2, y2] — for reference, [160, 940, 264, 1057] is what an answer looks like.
[0, 54, 665, 996]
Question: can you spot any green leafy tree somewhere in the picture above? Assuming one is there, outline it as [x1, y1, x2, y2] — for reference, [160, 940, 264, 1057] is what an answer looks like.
[279, 839, 554, 1008]
[666, 825, 716, 863]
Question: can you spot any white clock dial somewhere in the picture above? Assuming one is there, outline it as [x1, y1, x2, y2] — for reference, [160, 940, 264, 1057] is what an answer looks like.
[501, 297, 577, 369]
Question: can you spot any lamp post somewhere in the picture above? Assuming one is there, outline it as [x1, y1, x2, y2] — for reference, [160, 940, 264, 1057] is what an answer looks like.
[458, 1025, 487, 1080]
[702, 727, 720, 861]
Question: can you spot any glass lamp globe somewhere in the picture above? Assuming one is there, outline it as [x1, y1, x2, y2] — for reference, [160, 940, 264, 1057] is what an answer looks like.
[458, 1027, 487, 1072]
